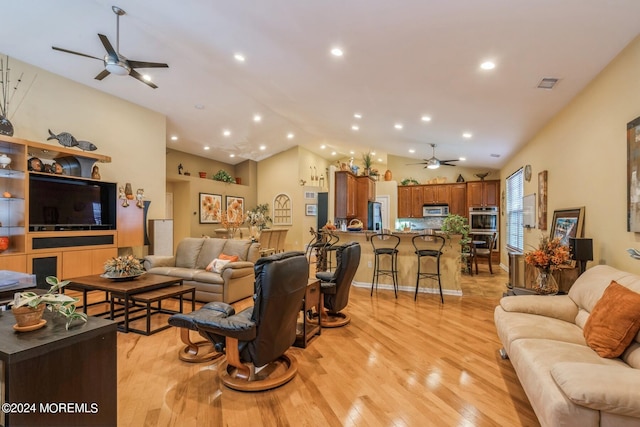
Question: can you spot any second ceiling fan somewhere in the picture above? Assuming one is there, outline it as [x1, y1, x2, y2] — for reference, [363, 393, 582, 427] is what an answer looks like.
[52, 6, 168, 89]
[408, 144, 459, 169]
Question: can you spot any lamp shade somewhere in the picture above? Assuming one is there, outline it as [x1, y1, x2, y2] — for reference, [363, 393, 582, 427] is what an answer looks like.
[570, 237, 593, 262]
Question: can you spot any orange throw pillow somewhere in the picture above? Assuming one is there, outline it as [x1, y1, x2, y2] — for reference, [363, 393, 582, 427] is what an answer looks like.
[219, 253, 239, 262]
[584, 281, 640, 358]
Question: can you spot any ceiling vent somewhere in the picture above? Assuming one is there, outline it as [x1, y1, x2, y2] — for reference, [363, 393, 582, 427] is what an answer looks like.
[537, 78, 559, 90]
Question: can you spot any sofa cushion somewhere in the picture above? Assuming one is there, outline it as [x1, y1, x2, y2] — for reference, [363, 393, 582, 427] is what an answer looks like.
[175, 238, 206, 268]
[219, 253, 239, 262]
[221, 239, 252, 261]
[195, 238, 227, 269]
[583, 281, 640, 358]
[191, 271, 225, 285]
[551, 362, 640, 417]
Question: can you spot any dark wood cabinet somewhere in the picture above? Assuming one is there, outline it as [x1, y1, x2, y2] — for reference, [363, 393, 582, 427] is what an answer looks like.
[335, 171, 358, 219]
[355, 176, 376, 227]
[397, 186, 413, 218]
[399, 183, 467, 218]
[467, 180, 500, 207]
[449, 183, 467, 216]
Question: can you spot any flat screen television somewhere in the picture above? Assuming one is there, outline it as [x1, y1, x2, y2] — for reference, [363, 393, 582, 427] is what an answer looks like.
[29, 174, 117, 231]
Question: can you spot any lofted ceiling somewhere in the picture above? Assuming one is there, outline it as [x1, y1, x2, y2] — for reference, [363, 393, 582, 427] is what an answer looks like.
[1, 1, 640, 169]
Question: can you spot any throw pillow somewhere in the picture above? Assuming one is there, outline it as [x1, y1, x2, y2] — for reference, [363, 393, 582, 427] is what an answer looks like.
[219, 253, 239, 262]
[583, 281, 640, 358]
[205, 258, 231, 273]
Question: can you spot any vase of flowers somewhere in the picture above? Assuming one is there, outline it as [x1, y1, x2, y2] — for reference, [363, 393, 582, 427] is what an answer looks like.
[245, 203, 272, 239]
[524, 236, 570, 295]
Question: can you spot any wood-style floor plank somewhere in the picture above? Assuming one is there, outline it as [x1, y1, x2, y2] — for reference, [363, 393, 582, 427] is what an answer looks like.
[75, 268, 538, 426]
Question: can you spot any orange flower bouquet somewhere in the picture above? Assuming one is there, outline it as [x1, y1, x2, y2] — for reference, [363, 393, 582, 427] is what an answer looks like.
[524, 236, 570, 295]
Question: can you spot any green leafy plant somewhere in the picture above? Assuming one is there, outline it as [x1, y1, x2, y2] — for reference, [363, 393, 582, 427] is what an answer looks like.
[12, 276, 88, 330]
[362, 151, 373, 170]
[441, 214, 471, 246]
[400, 178, 420, 186]
[212, 169, 235, 183]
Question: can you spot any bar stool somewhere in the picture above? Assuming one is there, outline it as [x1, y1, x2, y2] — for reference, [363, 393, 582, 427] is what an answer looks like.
[412, 234, 446, 303]
[370, 233, 400, 298]
[325, 233, 340, 271]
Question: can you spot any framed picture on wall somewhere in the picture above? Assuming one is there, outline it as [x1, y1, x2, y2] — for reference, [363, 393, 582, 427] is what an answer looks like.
[627, 116, 640, 231]
[199, 193, 222, 223]
[305, 204, 317, 216]
[550, 207, 585, 248]
[226, 196, 245, 223]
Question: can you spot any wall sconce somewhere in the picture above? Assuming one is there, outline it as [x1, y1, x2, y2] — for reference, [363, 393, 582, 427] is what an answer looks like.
[570, 237, 593, 275]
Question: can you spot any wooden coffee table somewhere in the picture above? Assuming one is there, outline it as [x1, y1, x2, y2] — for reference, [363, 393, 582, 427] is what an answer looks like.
[67, 273, 184, 333]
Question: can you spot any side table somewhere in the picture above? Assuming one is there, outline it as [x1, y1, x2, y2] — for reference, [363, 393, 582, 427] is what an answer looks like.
[294, 278, 321, 348]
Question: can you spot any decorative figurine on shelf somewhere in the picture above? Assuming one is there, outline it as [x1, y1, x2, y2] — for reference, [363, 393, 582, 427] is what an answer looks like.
[178, 163, 183, 175]
[28, 157, 42, 172]
[47, 129, 79, 148]
[0, 154, 11, 169]
[124, 183, 134, 200]
[91, 165, 101, 180]
[136, 188, 144, 208]
[77, 140, 97, 152]
[53, 162, 63, 174]
[119, 186, 129, 207]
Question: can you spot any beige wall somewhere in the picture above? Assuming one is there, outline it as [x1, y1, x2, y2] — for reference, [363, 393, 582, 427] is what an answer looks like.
[6, 56, 167, 223]
[388, 154, 499, 185]
[499, 34, 640, 273]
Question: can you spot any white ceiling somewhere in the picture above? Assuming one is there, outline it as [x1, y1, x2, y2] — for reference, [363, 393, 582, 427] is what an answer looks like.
[2, 0, 640, 169]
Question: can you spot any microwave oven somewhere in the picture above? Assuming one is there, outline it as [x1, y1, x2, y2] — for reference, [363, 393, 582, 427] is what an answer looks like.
[469, 206, 498, 232]
[423, 204, 449, 217]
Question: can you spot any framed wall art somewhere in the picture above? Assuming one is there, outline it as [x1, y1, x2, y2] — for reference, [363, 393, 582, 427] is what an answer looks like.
[550, 207, 585, 247]
[226, 196, 245, 223]
[538, 170, 548, 230]
[199, 193, 222, 224]
[627, 116, 640, 231]
[305, 204, 317, 216]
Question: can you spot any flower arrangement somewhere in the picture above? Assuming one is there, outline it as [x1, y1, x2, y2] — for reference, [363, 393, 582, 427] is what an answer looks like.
[221, 210, 245, 236]
[524, 236, 571, 273]
[104, 255, 145, 277]
[245, 203, 272, 230]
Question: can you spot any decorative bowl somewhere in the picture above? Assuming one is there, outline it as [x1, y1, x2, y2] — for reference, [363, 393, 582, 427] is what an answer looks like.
[100, 272, 145, 282]
[347, 227, 362, 232]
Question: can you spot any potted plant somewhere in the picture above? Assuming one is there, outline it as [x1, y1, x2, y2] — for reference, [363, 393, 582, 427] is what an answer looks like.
[441, 214, 472, 272]
[362, 152, 373, 175]
[212, 169, 235, 183]
[103, 255, 145, 279]
[11, 276, 88, 330]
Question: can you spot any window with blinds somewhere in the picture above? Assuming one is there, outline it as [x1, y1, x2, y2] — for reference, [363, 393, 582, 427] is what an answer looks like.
[506, 168, 524, 251]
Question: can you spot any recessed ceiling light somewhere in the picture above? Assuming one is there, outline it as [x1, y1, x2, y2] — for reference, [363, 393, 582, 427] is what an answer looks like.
[253, 114, 262, 122]
[409, 149, 415, 154]
[354, 113, 362, 119]
[394, 123, 403, 130]
[142, 74, 151, 81]
[230, 154, 236, 158]
[331, 151, 337, 155]
[234, 53, 245, 62]
[480, 61, 495, 70]
[170, 135, 178, 141]
[194, 104, 205, 110]
[459, 157, 466, 161]
[320, 145, 326, 149]
[223, 129, 231, 137]
[463, 132, 472, 139]
[331, 47, 344, 57]
[287, 133, 294, 139]
[377, 158, 382, 162]
[371, 152, 376, 156]
[259, 145, 266, 151]
[204, 146, 210, 150]
[351, 125, 359, 131]
[349, 150, 355, 155]
[421, 115, 431, 122]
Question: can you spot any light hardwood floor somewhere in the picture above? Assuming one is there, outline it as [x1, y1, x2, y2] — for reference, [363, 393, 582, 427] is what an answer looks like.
[83, 267, 538, 426]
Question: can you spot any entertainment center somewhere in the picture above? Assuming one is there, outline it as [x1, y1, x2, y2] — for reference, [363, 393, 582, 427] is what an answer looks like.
[0, 135, 130, 285]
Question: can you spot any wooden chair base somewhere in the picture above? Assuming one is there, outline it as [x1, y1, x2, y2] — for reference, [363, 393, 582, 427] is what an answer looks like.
[177, 328, 223, 363]
[219, 353, 298, 392]
[321, 312, 351, 328]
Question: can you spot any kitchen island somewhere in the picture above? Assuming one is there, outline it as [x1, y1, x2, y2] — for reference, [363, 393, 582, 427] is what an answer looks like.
[332, 231, 462, 296]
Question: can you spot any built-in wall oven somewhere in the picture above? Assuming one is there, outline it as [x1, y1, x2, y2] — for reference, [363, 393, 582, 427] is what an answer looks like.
[469, 206, 498, 233]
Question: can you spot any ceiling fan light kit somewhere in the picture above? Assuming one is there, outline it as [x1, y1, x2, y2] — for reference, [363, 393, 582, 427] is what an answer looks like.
[407, 143, 459, 169]
[51, 5, 168, 88]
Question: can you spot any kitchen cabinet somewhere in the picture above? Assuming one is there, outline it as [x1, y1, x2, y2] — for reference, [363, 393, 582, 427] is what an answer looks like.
[355, 176, 376, 227]
[397, 185, 424, 218]
[467, 180, 499, 207]
[423, 184, 450, 204]
[399, 183, 467, 218]
[335, 171, 358, 219]
[449, 183, 467, 216]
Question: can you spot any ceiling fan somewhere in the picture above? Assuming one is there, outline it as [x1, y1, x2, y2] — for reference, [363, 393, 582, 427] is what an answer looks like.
[52, 6, 168, 89]
[408, 144, 459, 169]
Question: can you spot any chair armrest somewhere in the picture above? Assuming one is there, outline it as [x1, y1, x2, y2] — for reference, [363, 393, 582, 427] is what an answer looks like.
[143, 255, 176, 270]
[168, 302, 235, 330]
[551, 362, 640, 417]
[499, 295, 578, 323]
[193, 306, 256, 341]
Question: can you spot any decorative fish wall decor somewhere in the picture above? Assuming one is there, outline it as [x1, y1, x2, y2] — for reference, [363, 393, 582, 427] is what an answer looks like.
[77, 140, 97, 151]
[47, 129, 78, 148]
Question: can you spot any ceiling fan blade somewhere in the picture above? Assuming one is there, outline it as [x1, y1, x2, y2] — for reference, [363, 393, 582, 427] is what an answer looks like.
[52, 46, 102, 61]
[98, 34, 118, 58]
[129, 69, 158, 89]
[439, 159, 459, 163]
[406, 162, 428, 165]
[94, 69, 110, 80]
[128, 60, 169, 69]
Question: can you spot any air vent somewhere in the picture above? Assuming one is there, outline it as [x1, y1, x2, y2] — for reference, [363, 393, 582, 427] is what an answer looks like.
[537, 78, 559, 90]
[490, 154, 501, 158]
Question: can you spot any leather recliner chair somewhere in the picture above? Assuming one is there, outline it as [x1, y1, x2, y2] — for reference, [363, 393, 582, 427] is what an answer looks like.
[315, 242, 361, 327]
[186, 251, 309, 391]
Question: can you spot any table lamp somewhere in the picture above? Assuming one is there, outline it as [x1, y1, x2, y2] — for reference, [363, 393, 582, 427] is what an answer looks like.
[570, 237, 593, 275]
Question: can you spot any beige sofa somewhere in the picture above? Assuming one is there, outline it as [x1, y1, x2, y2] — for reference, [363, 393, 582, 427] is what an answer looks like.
[143, 237, 260, 303]
[494, 265, 640, 427]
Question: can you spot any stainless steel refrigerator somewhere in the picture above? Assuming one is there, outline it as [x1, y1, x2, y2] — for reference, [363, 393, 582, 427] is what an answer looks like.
[368, 202, 382, 231]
